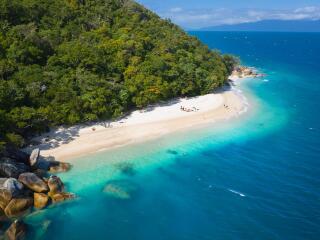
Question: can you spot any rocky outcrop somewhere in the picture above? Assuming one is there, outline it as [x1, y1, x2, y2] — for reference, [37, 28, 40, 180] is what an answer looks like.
[32, 169, 48, 178]
[49, 192, 75, 203]
[231, 66, 264, 79]
[0, 160, 29, 178]
[29, 148, 40, 167]
[3, 178, 24, 197]
[0, 188, 12, 210]
[2, 147, 29, 165]
[0, 178, 7, 186]
[34, 158, 51, 171]
[34, 192, 49, 209]
[0, 178, 24, 211]
[47, 176, 64, 193]
[5, 219, 27, 240]
[4, 197, 33, 217]
[49, 162, 71, 173]
[18, 173, 48, 193]
[46, 175, 75, 203]
[0, 147, 73, 236]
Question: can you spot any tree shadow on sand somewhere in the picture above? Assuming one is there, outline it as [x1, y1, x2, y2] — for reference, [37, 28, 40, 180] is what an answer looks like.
[25, 83, 233, 153]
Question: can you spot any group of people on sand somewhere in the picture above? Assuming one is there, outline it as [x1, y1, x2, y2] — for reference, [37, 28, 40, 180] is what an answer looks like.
[180, 106, 199, 112]
[223, 104, 230, 109]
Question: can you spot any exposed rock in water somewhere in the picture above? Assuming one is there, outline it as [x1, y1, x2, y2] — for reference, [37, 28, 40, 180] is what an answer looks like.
[18, 173, 48, 193]
[47, 176, 64, 193]
[33, 193, 49, 209]
[5, 219, 27, 240]
[0, 188, 12, 210]
[0, 160, 29, 178]
[48, 192, 75, 203]
[231, 66, 263, 79]
[3, 178, 24, 197]
[0, 147, 74, 229]
[48, 162, 71, 173]
[4, 197, 33, 217]
[34, 157, 51, 171]
[29, 148, 40, 167]
[33, 156, 58, 171]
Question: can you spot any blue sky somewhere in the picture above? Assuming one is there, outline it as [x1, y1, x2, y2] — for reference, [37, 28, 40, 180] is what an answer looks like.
[137, 0, 320, 28]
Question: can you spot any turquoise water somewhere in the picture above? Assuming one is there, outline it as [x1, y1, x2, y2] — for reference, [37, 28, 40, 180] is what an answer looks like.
[25, 32, 320, 239]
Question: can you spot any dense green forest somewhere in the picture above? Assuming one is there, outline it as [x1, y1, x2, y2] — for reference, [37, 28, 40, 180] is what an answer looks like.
[0, 0, 238, 149]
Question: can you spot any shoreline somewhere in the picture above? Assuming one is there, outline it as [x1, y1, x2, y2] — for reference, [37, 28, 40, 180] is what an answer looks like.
[26, 75, 253, 162]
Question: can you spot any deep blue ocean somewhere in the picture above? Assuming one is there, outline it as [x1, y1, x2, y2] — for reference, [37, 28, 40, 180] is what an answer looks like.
[25, 32, 320, 239]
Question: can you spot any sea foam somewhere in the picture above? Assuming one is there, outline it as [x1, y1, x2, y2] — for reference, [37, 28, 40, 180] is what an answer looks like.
[228, 189, 246, 197]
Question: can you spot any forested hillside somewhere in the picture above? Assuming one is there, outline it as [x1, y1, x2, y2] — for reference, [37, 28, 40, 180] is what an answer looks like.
[0, 0, 238, 148]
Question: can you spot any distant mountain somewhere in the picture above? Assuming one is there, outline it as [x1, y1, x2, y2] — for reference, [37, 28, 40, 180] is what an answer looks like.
[200, 20, 320, 32]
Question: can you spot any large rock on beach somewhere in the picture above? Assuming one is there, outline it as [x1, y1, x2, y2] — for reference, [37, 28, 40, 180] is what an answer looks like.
[2, 147, 29, 165]
[29, 148, 40, 167]
[34, 157, 51, 171]
[47, 176, 64, 193]
[18, 173, 48, 193]
[0, 188, 12, 210]
[0, 178, 7, 186]
[3, 178, 24, 197]
[4, 197, 33, 217]
[0, 178, 24, 210]
[0, 160, 29, 178]
[32, 169, 48, 178]
[5, 219, 27, 240]
[34, 193, 49, 209]
[30, 155, 54, 171]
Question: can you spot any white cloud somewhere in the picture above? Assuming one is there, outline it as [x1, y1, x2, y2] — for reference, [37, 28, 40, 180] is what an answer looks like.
[294, 6, 318, 13]
[159, 6, 320, 29]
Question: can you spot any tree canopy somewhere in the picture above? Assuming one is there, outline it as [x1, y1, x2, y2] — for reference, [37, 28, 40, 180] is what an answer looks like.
[0, 0, 238, 148]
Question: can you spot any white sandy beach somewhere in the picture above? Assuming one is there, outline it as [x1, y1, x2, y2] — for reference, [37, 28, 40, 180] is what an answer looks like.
[29, 76, 249, 161]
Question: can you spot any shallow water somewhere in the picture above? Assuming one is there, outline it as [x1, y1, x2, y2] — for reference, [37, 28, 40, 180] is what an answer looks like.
[25, 32, 320, 239]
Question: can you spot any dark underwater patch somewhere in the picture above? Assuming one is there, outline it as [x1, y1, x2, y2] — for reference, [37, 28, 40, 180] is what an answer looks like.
[115, 162, 137, 176]
[103, 179, 138, 200]
[167, 149, 179, 155]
